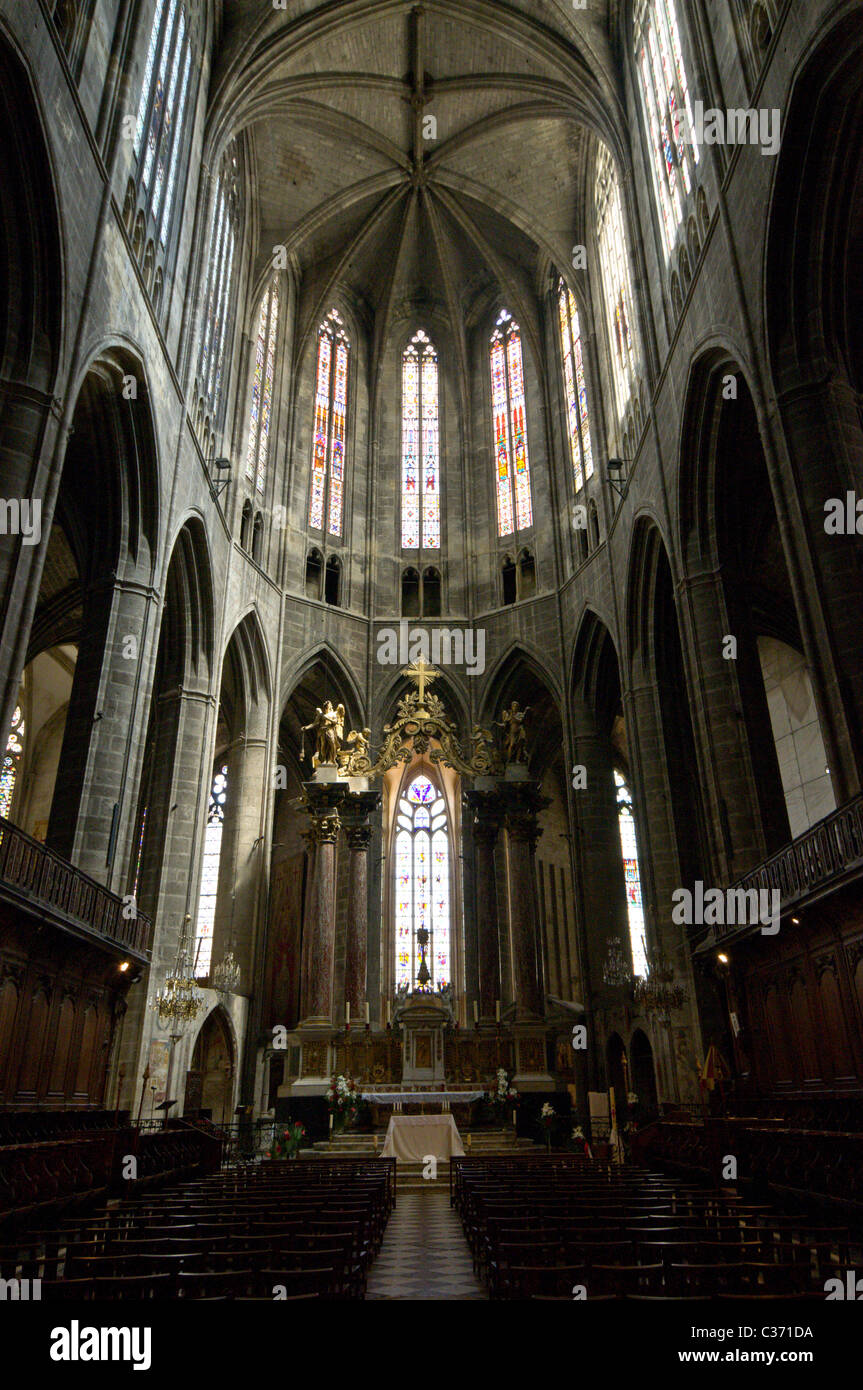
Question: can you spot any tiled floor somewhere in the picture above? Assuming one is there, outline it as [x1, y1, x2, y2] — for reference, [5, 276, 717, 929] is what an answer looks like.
[366, 1189, 487, 1300]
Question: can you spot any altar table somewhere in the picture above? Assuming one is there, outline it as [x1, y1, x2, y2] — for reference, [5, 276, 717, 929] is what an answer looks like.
[380, 1113, 465, 1162]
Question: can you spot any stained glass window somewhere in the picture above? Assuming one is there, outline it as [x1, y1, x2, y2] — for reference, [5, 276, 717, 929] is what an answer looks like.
[196, 147, 239, 423]
[401, 331, 440, 550]
[635, 0, 700, 260]
[491, 311, 533, 537]
[133, 0, 192, 245]
[394, 775, 451, 991]
[0, 706, 24, 822]
[245, 276, 280, 496]
[195, 764, 227, 979]
[558, 281, 594, 494]
[132, 806, 148, 901]
[595, 148, 640, 423]
[615, 771, 648, 978]
[309, 310, 349, 537]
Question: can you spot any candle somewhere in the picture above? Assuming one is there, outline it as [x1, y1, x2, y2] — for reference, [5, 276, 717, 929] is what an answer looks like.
[495, 999, 500, 1022]
[473, 1001, 478, 1024]
[346, 1001, 350, 1024]
[387, 1001, 392, 1024]
[365, 1001, 370, 1024]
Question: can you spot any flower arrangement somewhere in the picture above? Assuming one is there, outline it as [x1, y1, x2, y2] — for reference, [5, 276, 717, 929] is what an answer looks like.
[327, 1074, 360, 1125]
[489, 1067, 518, 1108]
[267, 1120, 306, 1159]
[539, 1102, 556, 1130]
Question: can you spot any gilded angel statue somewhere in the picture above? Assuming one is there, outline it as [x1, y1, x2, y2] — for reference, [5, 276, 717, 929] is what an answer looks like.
[337, 727, 373, 775]
[494, 701, 531, 764]
[300, 700, 345, 767]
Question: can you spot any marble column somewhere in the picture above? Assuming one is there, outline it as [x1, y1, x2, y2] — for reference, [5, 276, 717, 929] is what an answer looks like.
[500, 781, 549, 1021]
[298, 783, 346, 1026]
[340, 790, 381, 1023]
[467, 790, 502, 1024]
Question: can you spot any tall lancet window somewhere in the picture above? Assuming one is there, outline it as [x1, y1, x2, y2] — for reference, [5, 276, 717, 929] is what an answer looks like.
[401, 331, 440, 550]
[491, 310, 533, 537]
[634, 0, 700, 259]
[194, 764, 227, 979]
[309, 309, 349, 537]
[394, 776, 451, 991]
[245, 276, 280, 495]
[133, 0, 192, 244]
[558, 282, 594, 493]
[0, 706, 24, 821]
[615, 771, 648, 978]
[595, 148, 640, 422]
[196, 145, 240, 429]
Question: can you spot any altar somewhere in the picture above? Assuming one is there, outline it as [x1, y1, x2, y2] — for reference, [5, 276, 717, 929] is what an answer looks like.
[380, 1113, 465, 1162]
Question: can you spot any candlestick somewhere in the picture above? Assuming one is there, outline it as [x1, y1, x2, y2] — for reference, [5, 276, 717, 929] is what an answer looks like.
[495, 999, 500, 1022]
[387, 1000, 392, 1024]
[473, 1000, 478, 1024]
[365, 1001, 369, 1024]
[346, 1000, 350, 1024]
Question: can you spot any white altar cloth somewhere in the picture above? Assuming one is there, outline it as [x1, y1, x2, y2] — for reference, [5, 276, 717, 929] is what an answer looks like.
[361, 1091, 484, 1106]
[380, 1113, 465, 1162]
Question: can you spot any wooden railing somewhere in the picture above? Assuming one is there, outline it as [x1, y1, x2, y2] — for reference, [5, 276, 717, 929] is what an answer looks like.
[0, 816, 151, 960]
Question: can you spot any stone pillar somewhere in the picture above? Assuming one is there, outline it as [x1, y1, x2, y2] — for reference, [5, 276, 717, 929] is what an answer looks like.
[298, 783, 346, 1026]
[467, 790, 502, 1024]
[340, 790, 381, 1023]
[499, 781, 549, 1021]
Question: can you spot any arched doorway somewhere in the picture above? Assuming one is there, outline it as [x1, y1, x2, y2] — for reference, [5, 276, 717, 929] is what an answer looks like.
[186, 1009, 235, 1125]
[630, 1028, 659, 1120]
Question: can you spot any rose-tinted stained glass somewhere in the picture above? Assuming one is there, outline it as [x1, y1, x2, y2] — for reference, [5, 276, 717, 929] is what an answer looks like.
[596, 148, 639, 421]
[308, 310, 349, 536]
[394, 776, 451, 990]
[615, 771, 648, 978]
[558, 282, 594, 494]
[491, 311, 532, 536]
[402, 331, 439, 550]
[195, 765, 227, 979]
[245, 277, 280, 496]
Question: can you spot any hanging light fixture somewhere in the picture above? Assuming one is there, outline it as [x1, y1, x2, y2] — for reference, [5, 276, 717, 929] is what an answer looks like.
[213, 949, 241, 997]
[602, 936, 632, 989]
[633, 940, 687, 1016]
[151, 915, 205, 1031]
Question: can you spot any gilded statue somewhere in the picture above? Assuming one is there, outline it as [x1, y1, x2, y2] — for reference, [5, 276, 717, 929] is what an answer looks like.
[337, 727, 374, 776]
[300, 700, 345, 767]
[495, 700, 531, 764]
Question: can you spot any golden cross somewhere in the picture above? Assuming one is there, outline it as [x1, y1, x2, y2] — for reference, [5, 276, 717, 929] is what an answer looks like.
[401, 656, 439, 705]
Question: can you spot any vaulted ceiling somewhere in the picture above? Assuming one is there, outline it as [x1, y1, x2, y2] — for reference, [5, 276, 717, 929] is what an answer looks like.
[210, 0, 626, 367]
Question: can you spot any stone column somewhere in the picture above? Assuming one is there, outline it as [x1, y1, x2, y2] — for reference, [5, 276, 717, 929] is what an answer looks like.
[340, 790, 381, 1023]
[467, 790, 502, 1024]
[499, 781, 549, 1021]
[298, 783, 346, 1026]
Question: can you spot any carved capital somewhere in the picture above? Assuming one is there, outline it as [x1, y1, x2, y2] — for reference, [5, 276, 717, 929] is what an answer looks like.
[345, 824, 373, 852]
[309, 812, 341, 845]
[506, 810, 542, 848]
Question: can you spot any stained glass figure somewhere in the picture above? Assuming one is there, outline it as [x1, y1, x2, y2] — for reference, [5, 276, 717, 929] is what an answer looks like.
[558, 281, 594, 494]
[0, 706, 24, 822]
[635, 0, 699, 260]
[245, 276, 280, 495]
[595, 148, 640, 422]
[308, 310, 349, 537]
[197, 147, 240, 423]
[195, 764, 227, 979]
[402, 331, 440, 550]
[491, 311, 533, 536]
[394, 775, 450, 990]
[615, 771, 648, 978]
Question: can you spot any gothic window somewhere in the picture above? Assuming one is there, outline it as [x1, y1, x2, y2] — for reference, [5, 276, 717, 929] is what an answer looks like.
[518, 548, 536, 598]
[245, 276, 280, 496]
[394, 775, 451, 991]
[324, 555, 341, 607]
[133, 0, 193, 249]
[401, 567, 420, 617]
[252, 513, 263, 565]
[502, 556, 517, 606]
[634, 0, 700, 262]
[423, 567, 442, 617]
[588, 499, 601, 551]
[558, 281, 594, 494]
[305, 548, 323, 599]
[310, 310, 349, 537]
[49, 1, 95, 77]
[0, 706, 25, 821]
[491, 310, 533, 537]
[195, 764, 227, 979]
[196, 145, 241, 428]
[131, 807, 148, 900]
[240, 499, 252, 551]
[595, 148, 641, 424]
[615, 771, 648, 977]
[401, 330, 440, 550]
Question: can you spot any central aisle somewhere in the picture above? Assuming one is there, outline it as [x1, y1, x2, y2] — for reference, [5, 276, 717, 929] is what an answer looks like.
[366, 1187, 487, 1300]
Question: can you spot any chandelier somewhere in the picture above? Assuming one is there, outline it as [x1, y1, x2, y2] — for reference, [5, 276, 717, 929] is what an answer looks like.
[602, 936, 633, 989]
[213, 950, 241, 997]
[633, 942, 687, 1016]
[151, 915, 205, 1032]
